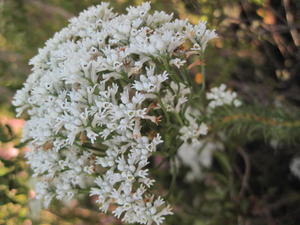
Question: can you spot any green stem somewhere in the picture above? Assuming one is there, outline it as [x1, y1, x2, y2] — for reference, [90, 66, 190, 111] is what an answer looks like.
[162, 57, 181, 84]
[157, 97, 170, 124]
[200, 51, 206, 92]
[175, 112, 184, 126]
[166, 158, 178, 199]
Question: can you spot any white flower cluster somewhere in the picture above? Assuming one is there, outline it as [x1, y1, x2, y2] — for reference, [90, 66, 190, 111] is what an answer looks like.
[177, 108, 211, 182]
[290, 157, 300, 179]
[26, 145, 95, 207]
[161, 81, 191, 112]
[13, 2, 217, 224]
[179, 121, 208, 143]
[176, 84, 242, 182]
[177, 140, 224, 181]
[206, 84, 242, 109]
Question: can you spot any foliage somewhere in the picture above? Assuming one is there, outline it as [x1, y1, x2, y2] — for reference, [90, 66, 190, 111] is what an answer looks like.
[210, 104, 300, 145]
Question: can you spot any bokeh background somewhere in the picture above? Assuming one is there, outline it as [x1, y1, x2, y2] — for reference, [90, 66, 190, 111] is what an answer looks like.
[0, 0, 300, 225]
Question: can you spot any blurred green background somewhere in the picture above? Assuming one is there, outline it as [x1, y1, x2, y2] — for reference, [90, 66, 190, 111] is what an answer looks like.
[0, 0, 300, 224]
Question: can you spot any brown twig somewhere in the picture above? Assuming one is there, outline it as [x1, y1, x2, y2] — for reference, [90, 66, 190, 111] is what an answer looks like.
[283, 0, 300, 47]
[237, 147, 251, 198]
[219, 113, 300, 128]
[267, 194, 300, 211]
[26, 0, 74, 19]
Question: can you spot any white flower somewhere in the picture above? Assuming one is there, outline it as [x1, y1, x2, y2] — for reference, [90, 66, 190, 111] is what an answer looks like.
[13, 2, 217, 224]
[179, 119, 208, 143]
[169, 58, 186, 68]
[290, 157, 300, 179]
[206, 84, 242, 109]
[132, 66, 168, 93]
[199, 123, 208, 135]
[190, 21, 217, 51]
[161, 81, 191, 112]
[177, 140, 223, 181]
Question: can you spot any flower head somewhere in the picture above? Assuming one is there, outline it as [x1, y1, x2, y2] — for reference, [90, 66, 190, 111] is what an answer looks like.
[13, 2, 217, 224]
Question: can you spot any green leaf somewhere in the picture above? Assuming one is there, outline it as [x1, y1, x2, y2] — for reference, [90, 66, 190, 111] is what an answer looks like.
[0, 166, 14, 176]
[214, 151, 232, 175]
